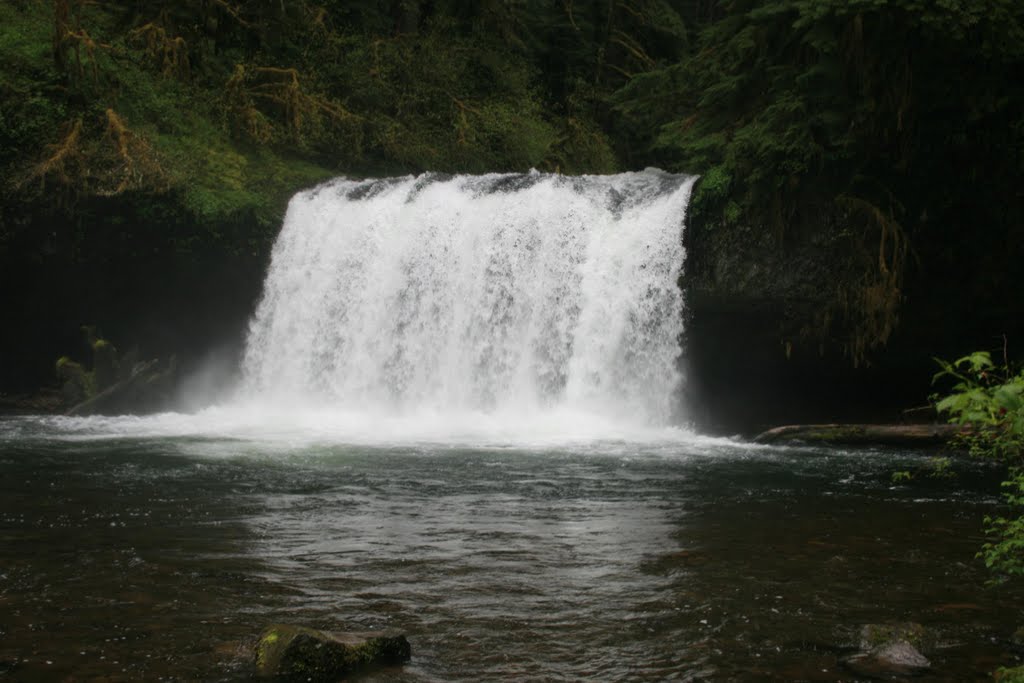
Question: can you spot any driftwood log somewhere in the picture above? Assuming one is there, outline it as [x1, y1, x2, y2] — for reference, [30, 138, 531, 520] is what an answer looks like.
[753, 423, 964, 447]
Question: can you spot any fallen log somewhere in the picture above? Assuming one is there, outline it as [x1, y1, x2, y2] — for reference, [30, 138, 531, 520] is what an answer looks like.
[753, 423, 964, 447]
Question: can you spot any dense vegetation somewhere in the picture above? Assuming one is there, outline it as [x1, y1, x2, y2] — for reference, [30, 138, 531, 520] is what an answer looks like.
[1, 0, 1022, 391]
[620, 0, 1024, 360]
[935, 351, 1024, 579]
[930, 350, 1024, 677]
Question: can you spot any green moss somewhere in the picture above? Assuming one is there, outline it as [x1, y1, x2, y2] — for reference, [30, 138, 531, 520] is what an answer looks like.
[91, 338, 118, 391]
[55, 355, 93, 407]
[723, 200, 742, 224]
[860, 623, 930, 651]
[0, 0, 336, 238]
[995, 665, 1024, 682]
[814, 426, 866, 443]
[0, 4, 54, 75]
[690, 165, 736, 224]
[0, 4, 65, 166]
[254, 624, 410, 680]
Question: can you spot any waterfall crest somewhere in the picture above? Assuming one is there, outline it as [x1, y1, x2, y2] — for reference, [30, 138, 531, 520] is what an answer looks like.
[241, 169, 696, 429]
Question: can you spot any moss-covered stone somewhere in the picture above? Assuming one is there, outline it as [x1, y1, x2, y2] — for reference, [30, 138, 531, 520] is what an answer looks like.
[55, 356, 92, 407]
[91, 338, 118, 391]
[995, 665, 1024, 682]
[254, 624, 410, 681]
[843, 623, 934, 678]
[859, 622, 933, 652]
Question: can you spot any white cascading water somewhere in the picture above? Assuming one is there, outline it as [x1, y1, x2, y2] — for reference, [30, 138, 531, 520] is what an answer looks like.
[239, 169, 696, 437]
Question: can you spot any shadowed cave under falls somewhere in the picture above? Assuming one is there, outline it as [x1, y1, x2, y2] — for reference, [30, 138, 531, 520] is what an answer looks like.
[1, 171, 1022, 681]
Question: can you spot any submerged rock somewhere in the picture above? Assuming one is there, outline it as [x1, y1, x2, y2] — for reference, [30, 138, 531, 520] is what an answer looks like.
[254, 624, 410, 680]
[845, 641, 931, 677]
[859, 623, 933, 651]
[844, 623, 932, 678]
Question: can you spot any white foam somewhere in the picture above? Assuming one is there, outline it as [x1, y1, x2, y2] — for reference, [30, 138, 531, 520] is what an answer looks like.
[25, 402, 739, 451]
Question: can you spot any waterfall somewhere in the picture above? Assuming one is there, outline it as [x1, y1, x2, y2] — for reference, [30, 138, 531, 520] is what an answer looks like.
[241, 169, 696, 430]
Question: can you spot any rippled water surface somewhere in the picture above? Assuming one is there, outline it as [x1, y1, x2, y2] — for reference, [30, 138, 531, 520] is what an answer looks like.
[1, 416, 1021, 681]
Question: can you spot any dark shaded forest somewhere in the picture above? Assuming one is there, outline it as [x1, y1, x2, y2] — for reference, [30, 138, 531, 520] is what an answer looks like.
[2, 0, 1022, 417]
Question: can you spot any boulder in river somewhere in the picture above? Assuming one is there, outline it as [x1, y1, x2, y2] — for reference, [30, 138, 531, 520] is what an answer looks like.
[843, 622, 932, 677]
[254, 624, 410, 680]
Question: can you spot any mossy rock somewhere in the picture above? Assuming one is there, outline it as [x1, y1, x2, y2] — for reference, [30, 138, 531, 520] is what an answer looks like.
[1012, 626, 1024, 648]
[91, 338, 119, 391]
[859, 622, 934, 652]
[55, 356, 92, 406]
[995, 665, 1024, 682]
[842, 624, 935, 678]
[254, 624, 410, 680]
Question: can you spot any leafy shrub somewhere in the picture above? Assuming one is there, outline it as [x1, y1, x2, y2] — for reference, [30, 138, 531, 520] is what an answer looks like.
[934, 350, 1024, 579]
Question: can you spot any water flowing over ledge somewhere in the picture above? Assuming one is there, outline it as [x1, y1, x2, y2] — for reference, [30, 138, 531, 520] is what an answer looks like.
[4, 170, 706, 449]
[240, 170, 696, 436]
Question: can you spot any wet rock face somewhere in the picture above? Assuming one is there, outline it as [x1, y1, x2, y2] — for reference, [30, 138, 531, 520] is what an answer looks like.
[681, 209, 899, 434]
[254, 624, 410, 680]
[680, 199, 1024, 434]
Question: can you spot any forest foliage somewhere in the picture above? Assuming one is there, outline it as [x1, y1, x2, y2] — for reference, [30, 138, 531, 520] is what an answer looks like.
[1, 0, 698, 228]
[1, 0, 1022, 358]
[934, 351, 1024, 581]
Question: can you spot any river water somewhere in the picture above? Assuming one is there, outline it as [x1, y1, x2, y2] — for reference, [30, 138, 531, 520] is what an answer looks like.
[1, 418, 1019, 681]
[4, 171, 1019, 680]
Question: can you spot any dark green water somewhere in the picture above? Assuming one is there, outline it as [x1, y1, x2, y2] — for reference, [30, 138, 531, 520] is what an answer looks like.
[1, 416, 1021, 681]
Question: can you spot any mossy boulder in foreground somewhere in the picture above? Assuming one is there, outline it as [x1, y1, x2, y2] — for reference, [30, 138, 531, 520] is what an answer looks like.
[254, 624, 410, 680]
[996, 665, 1024, 682]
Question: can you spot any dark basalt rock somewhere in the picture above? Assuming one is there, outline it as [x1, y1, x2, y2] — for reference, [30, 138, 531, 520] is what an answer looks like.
[254, 624, 410, 680]
[681, 199, 1024, 435]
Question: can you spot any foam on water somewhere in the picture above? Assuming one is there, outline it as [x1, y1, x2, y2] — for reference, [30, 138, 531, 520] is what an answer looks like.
[14, 407, 744, 456]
